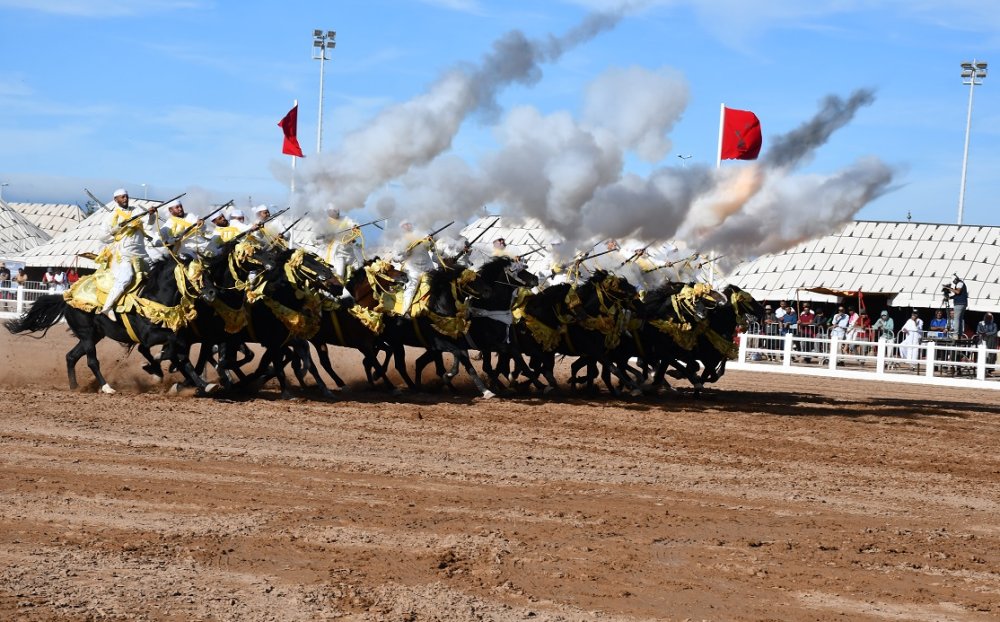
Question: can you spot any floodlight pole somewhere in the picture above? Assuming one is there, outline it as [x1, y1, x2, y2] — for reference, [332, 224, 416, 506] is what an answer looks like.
[958, 59, 987, 226]
[312, 29, 337, 154]
[0, 183, 8, 202]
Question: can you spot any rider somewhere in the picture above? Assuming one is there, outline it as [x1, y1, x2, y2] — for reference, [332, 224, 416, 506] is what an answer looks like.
[100, 188, 157, 320]
[152, 199, 205, 260]
[250, 204, 285, 246]
[392, 220, 436, 317]
[321, 205, 364, 283]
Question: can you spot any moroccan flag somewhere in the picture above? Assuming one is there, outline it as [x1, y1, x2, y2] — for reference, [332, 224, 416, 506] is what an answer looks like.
[278, 104, 305, 157]
[720, 106, 762, 160]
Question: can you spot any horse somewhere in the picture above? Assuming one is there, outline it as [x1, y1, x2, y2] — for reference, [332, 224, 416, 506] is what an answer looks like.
[466, 257, 539, 391]
[5, 256, 215, 395]
[381, 265, 496, 398]
[308, 258, 403, 392]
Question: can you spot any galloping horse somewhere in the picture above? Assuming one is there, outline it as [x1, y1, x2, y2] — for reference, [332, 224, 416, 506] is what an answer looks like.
[6, 256, 215, 394]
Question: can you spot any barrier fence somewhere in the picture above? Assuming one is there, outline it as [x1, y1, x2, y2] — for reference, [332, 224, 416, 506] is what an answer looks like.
[0, 282, 55, 319]
[731, 327, 1000, 390]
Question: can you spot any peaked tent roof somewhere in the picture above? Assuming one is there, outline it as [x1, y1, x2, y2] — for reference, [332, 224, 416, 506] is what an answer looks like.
[0, 199, 51, 260]
[727, 220, 1000, 312]
[5, 201, 85, 237]
[16, 198, 160, 269]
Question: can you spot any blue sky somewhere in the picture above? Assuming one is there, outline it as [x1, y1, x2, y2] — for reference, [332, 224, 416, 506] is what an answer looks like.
[1, 0, 999, 228]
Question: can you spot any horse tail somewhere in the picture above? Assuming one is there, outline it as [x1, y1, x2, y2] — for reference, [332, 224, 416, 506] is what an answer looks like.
[5, 294, 67, 337]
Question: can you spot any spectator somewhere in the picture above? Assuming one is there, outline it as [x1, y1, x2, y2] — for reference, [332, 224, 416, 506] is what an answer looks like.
[929, 309, 948, 338]
[781, 304, 798, 333]
[763, 304, 781, 358]
[901, 310, 923, 369]
[42, 267, 57, 291]
[0, 262, 9, 302]
[812, 307, 828, 330]
[15, 268, 27, 287]
[775, 300, 788, 321]
[831, 304, 850, 344]
[873, 310, 895, 341]
[67, 268, 79, 285]
[976, 313, 998, 370]
[53, 268, 66, 293]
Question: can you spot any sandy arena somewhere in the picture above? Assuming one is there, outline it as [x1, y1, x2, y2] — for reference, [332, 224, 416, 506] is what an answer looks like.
[1, 327, 998, 621]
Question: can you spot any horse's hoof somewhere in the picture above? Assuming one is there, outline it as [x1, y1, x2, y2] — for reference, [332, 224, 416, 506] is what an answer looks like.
[337, 385, 350, 393]
[278, 391, 294, 400]
[204, 383, 218, 394]
[100, 384, 116, 395]
[141, 363, 163, 379]
[480, 390, 496, 400]
[630, 388, 644, 398]
[169, 383, 181, 395]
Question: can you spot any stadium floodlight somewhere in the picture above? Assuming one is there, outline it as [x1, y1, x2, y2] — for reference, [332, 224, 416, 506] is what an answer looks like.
[0, 182, 8, 202]
[958, 59, 987, 225]
[312, 29, 337, 154]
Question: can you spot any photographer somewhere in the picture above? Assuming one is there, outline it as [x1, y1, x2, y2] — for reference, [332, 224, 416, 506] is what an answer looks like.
[948, 276, 969, 337]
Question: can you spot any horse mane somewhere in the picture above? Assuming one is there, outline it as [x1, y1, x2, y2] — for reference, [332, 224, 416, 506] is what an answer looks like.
[140, 256, 178, 301]
[476, 256, 512, 282]
[426, 265, 463, 295]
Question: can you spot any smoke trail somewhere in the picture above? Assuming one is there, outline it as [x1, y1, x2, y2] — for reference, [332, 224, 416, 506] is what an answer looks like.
[293, 11, 623, 229]
[763, 89, 876, 170]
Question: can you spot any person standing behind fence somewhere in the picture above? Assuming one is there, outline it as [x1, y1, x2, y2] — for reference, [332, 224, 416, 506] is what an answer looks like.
[976, 313, 997, 371]
[901, 310, 923, 369]
[930, 309, 948, 338]
[949, 276, 969, 336]
[831, 305, 850, 354]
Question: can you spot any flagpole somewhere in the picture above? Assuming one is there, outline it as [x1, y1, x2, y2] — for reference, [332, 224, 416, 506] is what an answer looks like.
[716, 103, 725, 170]
[290, 99, 298, 194]
[709, 103, 726, 287]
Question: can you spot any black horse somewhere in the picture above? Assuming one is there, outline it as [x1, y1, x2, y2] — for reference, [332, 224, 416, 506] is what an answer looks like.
[6, 256, 215, 394]
[308, 259, 402, 392]
[381, 265, 495, 397]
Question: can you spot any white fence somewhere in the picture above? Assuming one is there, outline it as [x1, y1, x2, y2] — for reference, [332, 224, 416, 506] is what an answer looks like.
[731, 330, 1000, 391]
[0, 283, 56, 320]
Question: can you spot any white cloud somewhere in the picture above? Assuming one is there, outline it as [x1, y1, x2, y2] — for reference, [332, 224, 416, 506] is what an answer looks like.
[0, 0, 206, 17]
[416, 0, 486, 14]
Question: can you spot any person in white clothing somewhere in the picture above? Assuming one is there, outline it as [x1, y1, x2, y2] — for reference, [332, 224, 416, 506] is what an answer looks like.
[152, 199, 205, 260]
[320, 206, 364, 283]
[101, 188, 156, 319]
[901, 310, 924, 368]
[392, 221, 436, 316]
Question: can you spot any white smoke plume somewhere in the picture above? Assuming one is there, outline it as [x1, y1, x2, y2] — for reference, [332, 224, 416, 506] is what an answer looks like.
[292, 11, 623, 238]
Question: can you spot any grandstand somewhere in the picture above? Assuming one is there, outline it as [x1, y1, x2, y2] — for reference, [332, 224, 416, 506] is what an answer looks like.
[727, 220, 1000, 312]
[2, 200, 85, 237]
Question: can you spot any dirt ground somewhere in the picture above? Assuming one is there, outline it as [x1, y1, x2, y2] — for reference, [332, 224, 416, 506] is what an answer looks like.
[1, 327, 999, 622]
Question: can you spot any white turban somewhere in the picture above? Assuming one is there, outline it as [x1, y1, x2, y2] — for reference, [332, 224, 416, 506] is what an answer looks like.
[113, 188, 127, 198]
[228, 209, 245, 219]
[253, 204, 270, 214]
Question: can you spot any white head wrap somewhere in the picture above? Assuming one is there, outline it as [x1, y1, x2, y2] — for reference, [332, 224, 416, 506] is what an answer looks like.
[253, 204, 270, 215]
[228, 209, 245, 220]
[113, 188, 127, 198]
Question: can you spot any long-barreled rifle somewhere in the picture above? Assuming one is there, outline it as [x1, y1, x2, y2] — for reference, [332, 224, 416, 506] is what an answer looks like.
[427, 220, 455, 239]
[112, 192, 186, 232]
[224, 207, 290, 249]
[84, 188, 114, 213]
[175, 200, 233, 244]
[333, 217, 388, 236]
[616, 243, 653, 268]
[280, 212, 308, 237]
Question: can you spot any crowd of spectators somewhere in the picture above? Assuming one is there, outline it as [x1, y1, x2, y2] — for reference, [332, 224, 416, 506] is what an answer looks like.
[748, 299, 1000, 373]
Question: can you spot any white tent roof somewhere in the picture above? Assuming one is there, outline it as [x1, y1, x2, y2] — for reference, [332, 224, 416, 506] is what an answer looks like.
[4, 201, 85, 237]
[727, 220, 1000, 312]
[0, 199, 50, 260]
[17, 198, 161, 269]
